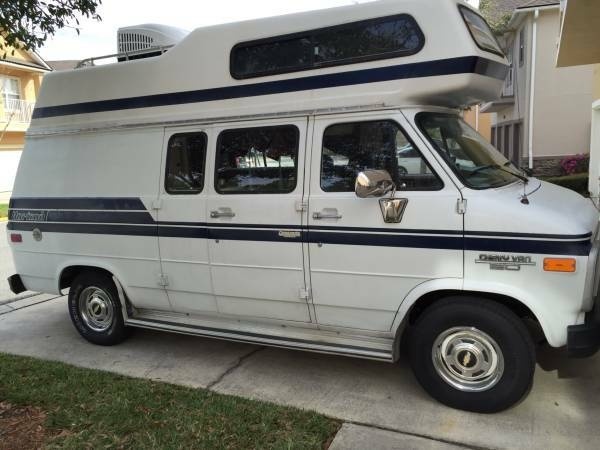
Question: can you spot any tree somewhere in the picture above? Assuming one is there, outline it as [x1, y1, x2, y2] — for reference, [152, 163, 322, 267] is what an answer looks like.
[479, 0, 512, 35]
[0, 0, 102, 56]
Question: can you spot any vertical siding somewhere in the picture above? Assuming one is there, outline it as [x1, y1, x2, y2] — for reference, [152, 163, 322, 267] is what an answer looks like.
[531, 9, 594, 158]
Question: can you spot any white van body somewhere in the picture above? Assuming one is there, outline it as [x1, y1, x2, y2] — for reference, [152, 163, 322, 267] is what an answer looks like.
[7, 0, 600, 412]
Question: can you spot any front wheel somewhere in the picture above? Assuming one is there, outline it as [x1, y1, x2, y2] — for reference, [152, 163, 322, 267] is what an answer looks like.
[408, 297, 535, 413]
[68, 271, 131, 346]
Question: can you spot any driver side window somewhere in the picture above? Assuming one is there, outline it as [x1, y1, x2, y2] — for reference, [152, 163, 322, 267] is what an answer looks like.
[320, 120, 443, 192]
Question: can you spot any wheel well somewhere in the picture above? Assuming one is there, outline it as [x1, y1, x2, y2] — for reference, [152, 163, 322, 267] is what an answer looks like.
[405, 290, 543, 340]
[59, 265, 114, 291]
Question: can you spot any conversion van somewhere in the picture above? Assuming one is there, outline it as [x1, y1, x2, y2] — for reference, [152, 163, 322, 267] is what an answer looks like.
[7, 0, 600, 413]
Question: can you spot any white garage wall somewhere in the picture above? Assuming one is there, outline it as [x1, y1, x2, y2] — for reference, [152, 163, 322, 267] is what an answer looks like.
[0, 149, 23, 195]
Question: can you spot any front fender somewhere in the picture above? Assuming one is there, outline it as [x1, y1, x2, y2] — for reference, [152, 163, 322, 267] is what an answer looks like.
[391, 278, 576, 348]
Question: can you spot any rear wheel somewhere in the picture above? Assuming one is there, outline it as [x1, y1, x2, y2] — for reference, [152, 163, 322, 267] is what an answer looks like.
[68, 271, 130, 346]
[408, 297, 535, 413]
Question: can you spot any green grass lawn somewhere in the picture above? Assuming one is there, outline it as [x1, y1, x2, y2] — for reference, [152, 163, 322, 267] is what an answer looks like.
[0, 203, 7, 220]
[0, 353, 340, 449]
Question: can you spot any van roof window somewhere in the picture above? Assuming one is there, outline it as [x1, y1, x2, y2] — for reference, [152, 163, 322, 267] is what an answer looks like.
[230, 14, 425, 79]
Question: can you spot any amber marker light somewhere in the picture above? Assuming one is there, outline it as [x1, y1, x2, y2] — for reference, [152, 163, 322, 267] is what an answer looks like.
[543, 258, 576, 273]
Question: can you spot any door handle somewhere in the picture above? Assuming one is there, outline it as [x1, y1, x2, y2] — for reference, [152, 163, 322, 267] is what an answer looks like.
[210, 208, 236, 219]
[313, 209, 342, 220]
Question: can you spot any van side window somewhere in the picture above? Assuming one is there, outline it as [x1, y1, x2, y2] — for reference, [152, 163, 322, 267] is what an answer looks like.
[321, 120, 443, 192]
[230, 14, 424, 79]
[165, 132, 207, 195]
[215, 125, 299, 194]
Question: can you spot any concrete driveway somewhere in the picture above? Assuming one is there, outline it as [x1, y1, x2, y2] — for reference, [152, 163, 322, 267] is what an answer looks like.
[1, 297, 599, 449]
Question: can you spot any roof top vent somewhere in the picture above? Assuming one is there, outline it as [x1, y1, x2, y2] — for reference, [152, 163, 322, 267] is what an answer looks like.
[117, 24, 189, 60]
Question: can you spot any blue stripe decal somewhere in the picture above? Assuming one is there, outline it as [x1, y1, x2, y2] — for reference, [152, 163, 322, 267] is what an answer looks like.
[8, 222, 157, 237]
[8, 210, 155, 224]
[464, 237, 591, 256]
[32, 56, 508, 119]
[7, 197, 592, 256]
[9, 197, 146, 211]
[307, 230, 463, 250]
[7, 221, 592, 256]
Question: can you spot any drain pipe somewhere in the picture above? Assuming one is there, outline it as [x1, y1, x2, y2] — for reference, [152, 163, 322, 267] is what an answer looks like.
[527, 8, 539, 169]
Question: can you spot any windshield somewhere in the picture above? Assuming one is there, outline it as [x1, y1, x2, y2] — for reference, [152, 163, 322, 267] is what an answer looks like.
[416, 112, 524, 189]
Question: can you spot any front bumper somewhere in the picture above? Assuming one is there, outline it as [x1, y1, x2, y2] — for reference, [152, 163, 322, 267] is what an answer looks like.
[567, 303, 600, 358]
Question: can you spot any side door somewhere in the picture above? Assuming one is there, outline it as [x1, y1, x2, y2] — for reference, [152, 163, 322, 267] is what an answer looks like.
[157, 127, 217, 314]
[307, 112, 463, 332]
[207, 118, 311, 322]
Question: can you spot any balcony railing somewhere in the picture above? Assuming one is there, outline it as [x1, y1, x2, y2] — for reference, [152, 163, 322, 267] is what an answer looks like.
[2, 98, 36, 123]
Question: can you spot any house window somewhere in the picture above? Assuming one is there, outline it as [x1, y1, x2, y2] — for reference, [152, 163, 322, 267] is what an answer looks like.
[519, 27, 525, 67]
[0, 76, 21, 110]
[230, 14, 424, 79]
[512, 122, 522, 166]
[503, 125, 511, 159]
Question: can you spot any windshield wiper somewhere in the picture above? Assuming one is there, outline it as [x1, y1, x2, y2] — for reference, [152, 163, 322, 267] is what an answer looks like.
[502, 161, 530, 183]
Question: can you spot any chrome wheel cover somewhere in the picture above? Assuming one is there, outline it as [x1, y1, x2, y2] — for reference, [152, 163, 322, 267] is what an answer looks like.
[432, 327, 504, 392]
[78, 286, 115, 332]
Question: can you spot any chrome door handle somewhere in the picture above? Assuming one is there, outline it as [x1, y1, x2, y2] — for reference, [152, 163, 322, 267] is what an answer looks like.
[211, 208, 235, 218]
[313, 209, 342, 220]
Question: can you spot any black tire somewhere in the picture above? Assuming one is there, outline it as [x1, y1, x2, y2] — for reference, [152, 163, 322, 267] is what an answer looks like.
[68, 271, 131, 346]
[408, 297, 535, 413]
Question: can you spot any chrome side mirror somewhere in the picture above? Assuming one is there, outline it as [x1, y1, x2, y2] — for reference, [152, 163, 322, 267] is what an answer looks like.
[355, 170, 396, 198]
[355, 170, 408, 224]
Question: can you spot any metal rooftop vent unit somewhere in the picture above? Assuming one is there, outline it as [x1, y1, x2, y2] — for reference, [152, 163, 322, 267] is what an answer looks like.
[116, 24, 189, 61]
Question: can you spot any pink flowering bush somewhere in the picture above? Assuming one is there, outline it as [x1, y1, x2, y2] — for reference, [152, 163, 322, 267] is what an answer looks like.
[560, 154, 589, 175]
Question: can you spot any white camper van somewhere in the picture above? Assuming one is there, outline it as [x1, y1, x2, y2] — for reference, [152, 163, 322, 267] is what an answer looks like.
[6, 0, 600, 413]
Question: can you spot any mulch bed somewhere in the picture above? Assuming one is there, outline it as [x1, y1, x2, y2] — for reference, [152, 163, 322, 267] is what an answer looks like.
[0, 401, 47, 450]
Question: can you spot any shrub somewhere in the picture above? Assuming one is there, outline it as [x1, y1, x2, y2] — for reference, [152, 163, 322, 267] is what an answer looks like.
[560, 154, 589, 175]
[542, 173, 589, 196]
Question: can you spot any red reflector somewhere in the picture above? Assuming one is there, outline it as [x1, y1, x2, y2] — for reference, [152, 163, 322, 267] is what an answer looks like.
[10, 233, 22, 243]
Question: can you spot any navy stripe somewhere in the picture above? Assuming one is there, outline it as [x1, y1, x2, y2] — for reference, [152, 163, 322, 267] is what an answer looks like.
[465, 237, 592, 257]
[9, 221, 591, 256]
[7, 222, 156, 237]
[307, 230, 463, 250]
[9, 197, 146, 211]
[158, 226, 208, 239]
[22, 210, 153, 224]
[465, 230, 593, 240]
[8, 208, 593, 244]
[32, 56, 508, 119]
[309, 225, 462, 235]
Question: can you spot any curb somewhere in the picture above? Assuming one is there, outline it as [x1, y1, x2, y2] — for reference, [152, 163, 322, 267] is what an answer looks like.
[0, 294, 62, 315]
[0, 292, 42, 306]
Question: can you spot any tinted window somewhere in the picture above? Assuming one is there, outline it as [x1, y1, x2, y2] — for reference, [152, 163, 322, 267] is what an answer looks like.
[231, 37, 313, 80]
[216, 125, 299, 194]
[315, 16, 422, 64]
[231, 14, 424, 79]
[459, 6, 504, 57]
[321, 121, 442, 192]
[165, 133, 207, 195]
